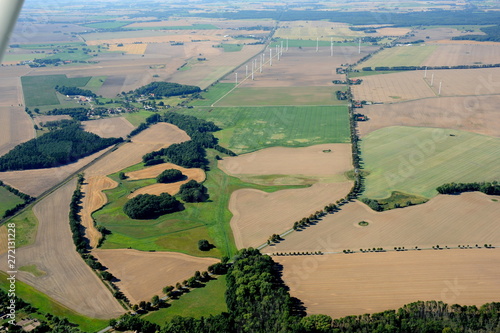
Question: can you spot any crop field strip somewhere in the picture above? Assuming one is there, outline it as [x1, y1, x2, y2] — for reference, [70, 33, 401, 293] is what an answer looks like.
[361, 127, 500, 199]
[276, 250, 500, 319]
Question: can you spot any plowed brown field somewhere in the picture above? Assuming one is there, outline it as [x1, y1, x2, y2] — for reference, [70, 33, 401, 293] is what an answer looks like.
[230, 182, 353, 249]
[276, 250, 500, 318]
[0, 181, 124, 319]
[269, 192, 500, 253]
[82, 117, 135, 138]
[358, 95, 500, 138]
[80, 176, 118, 248]
[92, 249, 219, 304]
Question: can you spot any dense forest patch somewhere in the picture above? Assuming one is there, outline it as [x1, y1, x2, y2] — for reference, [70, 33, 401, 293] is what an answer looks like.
[134, 82, 201, 98]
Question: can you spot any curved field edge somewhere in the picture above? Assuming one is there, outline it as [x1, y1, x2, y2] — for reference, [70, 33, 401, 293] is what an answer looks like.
[0, 271, 108, 332]
[93, 150, 308, 257]
[360, 126, 500, 199]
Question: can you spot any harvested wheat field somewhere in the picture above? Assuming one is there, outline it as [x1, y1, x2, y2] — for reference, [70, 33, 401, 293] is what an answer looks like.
[0, 147, 112, 197]
[230, 182, 353, 249]
[129, 167, 206, 198]
[109, 43, 148, 55]
[82, 117, 135, 138]
[422, 44, 500, 67]
[219, 144, 352, 184]
[86, 34, 224, 46]
[353, 68, 500, 103]
[0, 106, 34, 157]
[276, 249, 500, 318]
[92, 249, 219, 305]
[375, 27, 411, 36]
[85, 123, 190, 177]
[80, 176, 118, 248]
[0, 181, 124, 319]
[269, 192, 500, 254]
[0, 226, 8, 255]
[358, 95, 500, 138]
[275, 21, 364, 40]
[400, 27, 481, 43]
[226, 47, 378, 88]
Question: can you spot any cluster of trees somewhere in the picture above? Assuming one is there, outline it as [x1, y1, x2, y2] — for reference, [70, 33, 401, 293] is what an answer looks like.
[0, 124, 121, 171]
[142, 112, 235, 170]
[335, 90, 349, 100]
[198, 9, 500, 26]
[156, 169, 185, 183]
[0, 180, 35, 218]
[134, 82, 201, 98]
[436, 181, 499, 195]
[54, 85, 97, 98]
[331, 301, 500, 332]
[179, 180, 209, 203]
[42, 119, 78, 131]
[453, 24, 500, 42]
[360, 198, 383, 211]
[123, 193, 183, 219]
[47, 107, 90, 121]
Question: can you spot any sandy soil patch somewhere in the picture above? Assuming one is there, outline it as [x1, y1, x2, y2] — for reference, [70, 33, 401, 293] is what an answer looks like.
[80, 176, 118, 248]
[375, 27, 411, 36]
[0, 106, 34, 157]
[230, 182, 353, 249]
[269, 192, 500, 253]
[92, 249, 219, 305]
[219, 144, 352, 182]
[276, 249, 500, 318]
[358, 95, 500, 138]
[82, 117, 135, 138]
[422, 44, 500, 67]
[33, 115, 71, 126]
[85, 123, 190, 177]
[0, 147, 112, 197]
[109, 43, 148, 55]
[0, 181, 124, 319]
[128, 167, 206, 198]
[352, 68, 500, 103]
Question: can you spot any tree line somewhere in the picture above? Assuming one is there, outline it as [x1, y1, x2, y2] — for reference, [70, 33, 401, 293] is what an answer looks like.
[134, 82, 201, 98]
[48, 107, 109, 121]
[0, 124, 122, 171]
[0, 180, 35, 218]
[453, 24, 500, 42]
[436, 181, 499, 195]
[55, 85, 97, 98]
[362, 63, 500, 72]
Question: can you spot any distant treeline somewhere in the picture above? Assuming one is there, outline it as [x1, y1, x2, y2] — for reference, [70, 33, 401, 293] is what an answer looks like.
[0, 124, 121, 171]
[453, 24, 500, 42]
[195, 10, 500, 26]
[55, 85, 97, 98]
[48, 107, 108, 121]
[361, 63, 500, 72]
[142, 112, 236, 170]
[437, 181, 499, 195]
[134, 82, 201, 98]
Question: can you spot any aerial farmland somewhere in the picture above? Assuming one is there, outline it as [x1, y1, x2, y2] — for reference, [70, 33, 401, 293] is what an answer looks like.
[0, 1, 499, 332]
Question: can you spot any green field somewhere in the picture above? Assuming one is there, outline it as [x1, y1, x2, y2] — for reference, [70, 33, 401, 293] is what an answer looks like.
[216, 86, 346, 107]
[21, 74, 92, 107]
[219, 44, 244, 52]
[16, 42, 85, 49]
[129, 24, 219, 31]
[84, 76, 107, 92]
[94, 152, 305, 257]
[358, 45, 438, 69]
[361, 127, 500, 199]
[0, 187, 24, 217]
[2, 53, 45, 62]
[181, 106, 350, 154]
[190, 83, 236, 107]
[0, 272, 108, 332]
[124, 110, 156, 126]
[144, 275, 227, 325]
[4, 208, 39, 248]
[84, 21, 130, 29]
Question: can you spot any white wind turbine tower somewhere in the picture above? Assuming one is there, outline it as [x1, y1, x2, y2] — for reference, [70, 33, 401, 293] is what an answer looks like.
[431, 73, 434, 86]
[235, 72, 238, 84]
[286, 38, 289, 51]
[358, 39, 361, 54]
[424, 66, 428, 78]
[316, 37, 319, 52]
[438, 81, 442, 95]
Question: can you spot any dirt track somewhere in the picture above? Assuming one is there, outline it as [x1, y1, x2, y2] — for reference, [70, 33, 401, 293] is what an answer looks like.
[92, 249, 219, 305]
[276, 249, 500, 318]
[0, 180, 124, 319]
